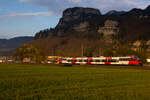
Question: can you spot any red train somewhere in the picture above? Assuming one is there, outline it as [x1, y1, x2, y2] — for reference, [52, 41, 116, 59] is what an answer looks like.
[58, 56, 142, 66]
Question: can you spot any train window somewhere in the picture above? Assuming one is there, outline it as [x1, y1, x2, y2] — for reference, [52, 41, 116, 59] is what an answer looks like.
[92, 60, 96, 62]
[83, 60, 88, 62]
[78, 60, 82, 62]
[108, 59, 117, 62]
[130, 58, 136, 61]
[133, 56, 139, 59]
[67, 60, 72, 62]
[95, 60, 101, 62]
[119, 59, 124, 61]
[72, 60, 77, 62]
[88, 60, 93, 62]
[102, 59, 107, 62]
[119, 58, 129, 61]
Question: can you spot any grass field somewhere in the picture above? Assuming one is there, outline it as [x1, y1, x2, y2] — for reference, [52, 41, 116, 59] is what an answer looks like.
[0, 64, 150, 100]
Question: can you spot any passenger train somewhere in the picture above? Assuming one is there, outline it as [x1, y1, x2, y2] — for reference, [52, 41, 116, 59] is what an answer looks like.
[58, 56, 142, 66]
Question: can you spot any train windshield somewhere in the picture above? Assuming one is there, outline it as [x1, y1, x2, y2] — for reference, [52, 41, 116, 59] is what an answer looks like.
[133, 56, 140, 61]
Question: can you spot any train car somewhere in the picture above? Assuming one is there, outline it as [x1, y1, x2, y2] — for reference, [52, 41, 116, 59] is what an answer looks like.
[59, 57, 88, 65]
[58, 56, 142, 66]
[75, 57, 88, 65]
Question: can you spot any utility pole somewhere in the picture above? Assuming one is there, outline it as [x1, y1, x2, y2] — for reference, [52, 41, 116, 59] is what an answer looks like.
[81, 43, 84, 57]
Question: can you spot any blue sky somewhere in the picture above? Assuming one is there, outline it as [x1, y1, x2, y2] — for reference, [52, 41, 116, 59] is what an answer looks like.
[0, 0, 150, 38]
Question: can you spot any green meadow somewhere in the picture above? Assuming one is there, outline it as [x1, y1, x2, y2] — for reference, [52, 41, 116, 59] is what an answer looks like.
[0, 64, 150, 100]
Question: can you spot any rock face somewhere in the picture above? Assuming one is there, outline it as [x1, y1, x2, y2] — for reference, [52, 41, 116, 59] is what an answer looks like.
[35, 7, 101, 39]
[73, 22, 89, 32]
[55, 7, 101, 36]
[98, 20, 119, 37]
[57, 7, 101, 27]
[34, 5, 150, 41]
[98, 20, 119, 44]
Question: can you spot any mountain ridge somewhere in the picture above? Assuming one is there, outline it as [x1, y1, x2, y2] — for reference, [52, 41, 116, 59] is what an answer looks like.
[0, 36, 34, 56]
[34, 5, 150, 40]
[23, 5, 150, 56]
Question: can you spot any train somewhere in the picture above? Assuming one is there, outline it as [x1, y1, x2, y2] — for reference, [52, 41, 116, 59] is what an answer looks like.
[58, 56, 143, 66]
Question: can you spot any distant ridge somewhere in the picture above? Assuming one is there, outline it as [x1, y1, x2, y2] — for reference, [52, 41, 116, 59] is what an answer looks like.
[105, 10, 126, 16]
[0, 36, 34, 56]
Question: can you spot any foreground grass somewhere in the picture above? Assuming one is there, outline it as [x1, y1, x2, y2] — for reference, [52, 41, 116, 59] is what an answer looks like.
[0, 64, 150, 100]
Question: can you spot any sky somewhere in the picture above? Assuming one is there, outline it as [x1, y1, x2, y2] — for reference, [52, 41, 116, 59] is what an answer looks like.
[0, 0, 150, 39]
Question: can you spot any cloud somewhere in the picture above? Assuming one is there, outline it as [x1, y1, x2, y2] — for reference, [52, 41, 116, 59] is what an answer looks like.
[0, 11, 53, 18]
[19, 0, 150, 14]
[93, 0, 142, 12]
[68, 0, 87, 4]
[0, 33, 14, 39]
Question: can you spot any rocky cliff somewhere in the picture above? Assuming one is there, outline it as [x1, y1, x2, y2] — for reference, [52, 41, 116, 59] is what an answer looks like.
[32, 5, 150, 57]
[35, 7, 101, 39]
[35, 5, 150, 41]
